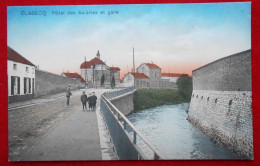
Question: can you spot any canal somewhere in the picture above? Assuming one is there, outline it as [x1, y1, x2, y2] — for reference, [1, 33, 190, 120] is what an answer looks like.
[127, 103, 239, 159]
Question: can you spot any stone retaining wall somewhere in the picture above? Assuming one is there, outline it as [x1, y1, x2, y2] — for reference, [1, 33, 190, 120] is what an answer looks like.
[188, 50, 253, 159]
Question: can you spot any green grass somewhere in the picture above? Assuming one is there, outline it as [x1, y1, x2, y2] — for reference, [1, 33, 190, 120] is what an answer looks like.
[133, 89, 187, 111]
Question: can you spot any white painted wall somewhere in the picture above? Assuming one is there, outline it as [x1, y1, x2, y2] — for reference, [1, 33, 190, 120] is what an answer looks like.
[137, 63, 150, 77]
[8, 60, 35, 96]
[122, 73, 134, 87]
[161, 76, 179, 82]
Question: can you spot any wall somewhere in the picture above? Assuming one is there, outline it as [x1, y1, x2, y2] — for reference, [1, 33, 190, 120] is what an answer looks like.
[111, 92, 135, 115]
[35, 69, 78, 97]
[188, 50, 253, 159]
[192, 50, 251, 91]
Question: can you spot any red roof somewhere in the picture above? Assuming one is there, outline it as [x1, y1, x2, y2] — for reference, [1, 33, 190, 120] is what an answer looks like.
[130, 72, 149, 78]
[80, 57, 106, 69]
[110, 67, 120, 72]
[7, 46, 35, 66]
[161, 73, 188, 77]
[145, 63, 160, 69]
[63, 72, 86, 82]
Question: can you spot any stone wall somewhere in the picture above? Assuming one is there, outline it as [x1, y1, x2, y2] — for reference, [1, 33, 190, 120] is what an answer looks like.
[35, 69, 78, 97]
[192, 50, 251, 91]
[111, 92, 135, 115]
[188, 50, 253, 159]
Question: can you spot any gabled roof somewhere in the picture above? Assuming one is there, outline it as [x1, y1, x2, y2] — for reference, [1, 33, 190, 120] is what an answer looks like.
[144, 63, 160, 69]
[63, 72, 86, 82]
[125, 72, 149, 79]
[8, 46, 35, 66]
[110, 67, 120, 72]
[80, 57, 106, 69]
[161, 73, 188, 77]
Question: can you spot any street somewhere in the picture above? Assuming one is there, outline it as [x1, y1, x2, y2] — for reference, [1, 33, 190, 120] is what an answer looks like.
[8, 88, 117, 161]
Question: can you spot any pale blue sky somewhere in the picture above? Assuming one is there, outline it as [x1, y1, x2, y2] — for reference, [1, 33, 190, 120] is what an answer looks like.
[7, 2, 251, 76]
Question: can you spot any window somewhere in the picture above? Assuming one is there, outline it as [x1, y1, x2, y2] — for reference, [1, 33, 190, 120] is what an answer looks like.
[26, 67, 29, 72]
[13, 64, 17, 70]
[11, 76, 20, 95]
[24, 77, 31, 94]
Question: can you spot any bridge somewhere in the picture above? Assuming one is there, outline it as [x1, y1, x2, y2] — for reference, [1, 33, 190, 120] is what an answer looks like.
[9, 87, 163, 161]
[101, 87, 164, 160]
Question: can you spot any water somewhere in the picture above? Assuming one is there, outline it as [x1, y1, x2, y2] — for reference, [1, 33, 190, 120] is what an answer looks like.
[127, 104, 239, 159]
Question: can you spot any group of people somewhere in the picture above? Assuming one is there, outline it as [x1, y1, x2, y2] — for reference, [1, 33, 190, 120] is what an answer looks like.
[80, 91, 97, 111]
[65, 85, 97, 111]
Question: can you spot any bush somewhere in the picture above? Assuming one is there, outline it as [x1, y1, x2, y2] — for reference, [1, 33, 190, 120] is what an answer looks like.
[176, 76, 193, 102]
[134, 89, 185, 110]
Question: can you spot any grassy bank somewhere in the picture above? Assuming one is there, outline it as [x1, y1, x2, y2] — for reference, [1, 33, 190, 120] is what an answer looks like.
[133, 89, 188, 111]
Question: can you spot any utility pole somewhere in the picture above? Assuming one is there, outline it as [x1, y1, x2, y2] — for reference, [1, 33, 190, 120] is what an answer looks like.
[133, 47, 135, 87]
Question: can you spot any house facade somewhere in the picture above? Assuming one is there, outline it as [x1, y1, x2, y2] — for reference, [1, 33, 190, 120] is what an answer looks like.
[122, 72, 149, 88]
[8, 46, 35, 103]
[137, 63, 161, 88]
[80, 50, 120, 88]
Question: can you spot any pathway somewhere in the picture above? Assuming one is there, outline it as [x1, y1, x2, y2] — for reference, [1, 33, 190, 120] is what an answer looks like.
[20, 89, 116, 161]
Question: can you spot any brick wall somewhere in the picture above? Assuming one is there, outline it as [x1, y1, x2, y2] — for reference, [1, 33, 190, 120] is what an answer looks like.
[188, 50, 253, 159]
[35, 70, 79, 97]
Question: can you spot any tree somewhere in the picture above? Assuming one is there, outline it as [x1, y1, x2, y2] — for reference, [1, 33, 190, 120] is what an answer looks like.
[176, 76, 193, 101]
[111, 75, 115, 89]
[101, 74, 105, 86]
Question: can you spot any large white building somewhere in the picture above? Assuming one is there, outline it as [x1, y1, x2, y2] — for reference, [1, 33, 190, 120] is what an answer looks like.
[80, 51, 120, 87]
[122, 62, 188, 89]
[8, 46, 35, 103]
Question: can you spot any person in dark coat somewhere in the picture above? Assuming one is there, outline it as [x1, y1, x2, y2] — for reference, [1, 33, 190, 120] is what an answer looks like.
[66, 85, 72, 105]
[80, 91, 88, 111]
[91, 92, 97, 111]
[88, 92, 97, 111]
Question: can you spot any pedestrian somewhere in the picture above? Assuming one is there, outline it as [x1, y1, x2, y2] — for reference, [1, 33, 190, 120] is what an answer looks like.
[88, 93, 93, 111]
[66, 85, 72, 105]
[80, 91, 88, 111]
[92, 92, 97, 111]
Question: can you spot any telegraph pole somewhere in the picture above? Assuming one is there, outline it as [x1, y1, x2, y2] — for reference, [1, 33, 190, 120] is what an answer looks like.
[133, 47, 135, 87]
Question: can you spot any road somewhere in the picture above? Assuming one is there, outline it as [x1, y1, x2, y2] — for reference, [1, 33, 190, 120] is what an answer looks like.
[8, 88, 117, 161]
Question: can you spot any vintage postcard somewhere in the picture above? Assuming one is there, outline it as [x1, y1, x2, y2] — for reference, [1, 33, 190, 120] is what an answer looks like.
[7, 2, 252, 161]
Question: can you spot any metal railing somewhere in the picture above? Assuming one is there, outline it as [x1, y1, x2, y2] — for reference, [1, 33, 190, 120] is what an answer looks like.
[100, 87, 164, 160]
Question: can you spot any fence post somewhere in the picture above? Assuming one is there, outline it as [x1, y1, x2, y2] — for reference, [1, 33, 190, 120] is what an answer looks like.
[133, 131, 137, 144]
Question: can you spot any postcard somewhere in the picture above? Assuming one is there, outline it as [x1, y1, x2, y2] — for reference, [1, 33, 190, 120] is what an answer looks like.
[7, 2, 252, 161]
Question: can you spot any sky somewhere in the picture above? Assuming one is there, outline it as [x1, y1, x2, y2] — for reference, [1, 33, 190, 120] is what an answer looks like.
[7, 2, 251, 78]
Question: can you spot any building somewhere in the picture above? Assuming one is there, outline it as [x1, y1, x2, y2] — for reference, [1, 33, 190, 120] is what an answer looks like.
[8, 46, 35, 103]
[80, 50, 120, 87]
[137, 63, 161, 88]
[110, 67, 121, 85]
[122, 62, 188, 89]
[122, 72, 149, 88]
[61, 72, 86, 88]
[161, 73, 188, 88]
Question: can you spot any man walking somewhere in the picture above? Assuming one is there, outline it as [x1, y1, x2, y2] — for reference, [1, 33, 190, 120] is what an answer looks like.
[66, 85, 72, 105]
[80, 91, 88, 111]
[92, 92, 97, 111]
